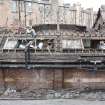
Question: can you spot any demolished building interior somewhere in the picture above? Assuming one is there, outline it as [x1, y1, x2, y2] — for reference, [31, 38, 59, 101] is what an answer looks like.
[0, 8, 105, 99]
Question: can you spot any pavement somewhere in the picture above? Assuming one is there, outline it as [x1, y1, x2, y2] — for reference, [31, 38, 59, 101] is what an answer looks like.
[0, 99, 105, 105]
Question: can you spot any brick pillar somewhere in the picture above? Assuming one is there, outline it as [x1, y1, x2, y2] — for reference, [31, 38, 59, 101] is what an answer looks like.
[53, 69, 63, 90]
[0, 70, 5, 93]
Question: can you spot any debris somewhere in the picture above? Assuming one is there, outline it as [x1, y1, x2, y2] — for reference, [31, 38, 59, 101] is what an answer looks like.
[1, 88, 105, 100]
[3, 88, 16, 96]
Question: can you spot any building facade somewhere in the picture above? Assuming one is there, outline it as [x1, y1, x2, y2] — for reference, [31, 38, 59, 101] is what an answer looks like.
[0, 0, 97, 29]
[0, 5, 105, 97]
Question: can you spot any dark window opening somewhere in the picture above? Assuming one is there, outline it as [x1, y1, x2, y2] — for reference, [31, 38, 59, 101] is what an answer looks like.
[91, 40, 99, 49]
[83, 39, 105, 50]
[90, 40, 105, 50]
[83, 39, 91, 48]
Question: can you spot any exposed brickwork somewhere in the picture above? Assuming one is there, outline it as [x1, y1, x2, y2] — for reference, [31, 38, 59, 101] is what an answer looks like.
[0, 69, 105, 91]
[64, 69, 105, 90]
[53, 69, 63, 90]
[0, 70, 5, 93]
[0, 69, 63, 91]
[3, 69, 54, 90]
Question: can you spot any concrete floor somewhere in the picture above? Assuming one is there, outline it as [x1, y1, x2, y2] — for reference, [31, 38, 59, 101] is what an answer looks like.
[0, 99, 105, 105]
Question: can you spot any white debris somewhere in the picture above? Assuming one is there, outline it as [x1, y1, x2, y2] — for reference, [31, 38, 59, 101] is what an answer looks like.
[38, 42, 43, 49]
[3, 88, 16, 96]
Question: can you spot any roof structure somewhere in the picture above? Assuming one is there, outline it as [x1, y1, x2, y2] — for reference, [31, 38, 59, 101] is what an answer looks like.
[93, 8, 105, 31]
[33, 24, 86, 32]
[0, 23, 105, 70]
[101, 7, 105, 22]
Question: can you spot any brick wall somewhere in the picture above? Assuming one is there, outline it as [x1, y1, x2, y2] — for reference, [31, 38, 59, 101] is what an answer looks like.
[0, 70, 5, 93]
[0, 0, 96, 28]
[0, 69, 105, 91]
[64, 69, 105, 90]
[0, 69, 63, 91]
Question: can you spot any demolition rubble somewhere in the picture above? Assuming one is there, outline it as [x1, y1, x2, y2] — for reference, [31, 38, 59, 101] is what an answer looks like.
[1, 88, 105, 101]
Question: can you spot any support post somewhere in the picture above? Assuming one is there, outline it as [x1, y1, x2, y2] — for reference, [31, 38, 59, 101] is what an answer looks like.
[24, 0, 27, 26]
[25, 46, 31, 69]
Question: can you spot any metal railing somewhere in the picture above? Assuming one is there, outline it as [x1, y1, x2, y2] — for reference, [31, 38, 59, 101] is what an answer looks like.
[0, 48, 105, 55]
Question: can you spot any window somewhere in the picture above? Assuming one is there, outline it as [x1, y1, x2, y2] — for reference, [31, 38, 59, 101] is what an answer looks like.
[83, 39, 91, 48]
[11, 1, 18, 12]
[0, 0, 3, 4]
[26, 1, 32, 13]
[11, 0, 24, 12]
[3, 39, 18, 49]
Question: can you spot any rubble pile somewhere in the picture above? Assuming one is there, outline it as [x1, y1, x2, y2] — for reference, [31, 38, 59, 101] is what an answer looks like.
[1, 88, 105, 101]
[0, 88, 21, 98]
[80, 91, 105, 101]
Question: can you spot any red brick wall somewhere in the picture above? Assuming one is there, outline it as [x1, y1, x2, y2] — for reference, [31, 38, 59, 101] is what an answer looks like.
[0, 69, 105, 91]
[0, 70, 5, 93]
[64, 69, 105, 90]
[3, 69, 53, 90]
[0, 69, 63, 91]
